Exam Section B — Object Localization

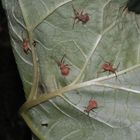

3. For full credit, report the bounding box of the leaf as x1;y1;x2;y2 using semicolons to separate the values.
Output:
2;0;140;140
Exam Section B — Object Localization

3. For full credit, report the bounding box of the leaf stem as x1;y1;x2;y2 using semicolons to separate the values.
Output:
28;32;40;100
18;0;40;100
19;64;140;113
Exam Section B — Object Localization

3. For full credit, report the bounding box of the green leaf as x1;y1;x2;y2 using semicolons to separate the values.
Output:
2;0;140;140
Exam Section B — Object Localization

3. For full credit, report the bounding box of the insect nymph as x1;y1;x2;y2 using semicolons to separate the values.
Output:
72;4;90;28
84;99;98;115
57;55;71;76
97;56;120;78
21;32;31;54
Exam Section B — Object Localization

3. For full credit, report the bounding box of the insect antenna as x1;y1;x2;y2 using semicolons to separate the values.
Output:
72;4;77;28
98;55;110;64
50;56;59;66
21;30;24;40
89;96;93;101
72;4;78;16
60;54;66;63
98;54;105;61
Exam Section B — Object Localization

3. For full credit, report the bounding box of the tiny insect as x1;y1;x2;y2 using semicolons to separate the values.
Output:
84;99;98;115
100;62;120;78
72;4;90;28
57;54;71;76
22;32;31;54
32;40;37;47
97;56;120;78
41;123;48;127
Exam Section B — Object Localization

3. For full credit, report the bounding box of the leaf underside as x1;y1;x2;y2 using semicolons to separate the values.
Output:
2;0;140;140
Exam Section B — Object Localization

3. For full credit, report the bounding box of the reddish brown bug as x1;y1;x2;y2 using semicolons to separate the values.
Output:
84;99;98;115
97;56;120;78
21;32;31;54
72;4;90;28
57;55;71;76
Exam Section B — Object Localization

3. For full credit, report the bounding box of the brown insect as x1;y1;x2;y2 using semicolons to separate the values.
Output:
57;55;71;76
84;99;98;115
22;32;31;54
97;56;120;78
72;4;90;28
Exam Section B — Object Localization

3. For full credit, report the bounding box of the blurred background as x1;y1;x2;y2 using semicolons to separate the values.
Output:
0;0;140;140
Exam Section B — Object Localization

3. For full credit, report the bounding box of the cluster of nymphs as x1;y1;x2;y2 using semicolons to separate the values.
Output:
21;4;122;77
57;54;120;77
21;4;90;54
21;3;131;117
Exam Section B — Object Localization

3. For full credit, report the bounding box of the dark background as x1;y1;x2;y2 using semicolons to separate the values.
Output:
0;0;140;140
0;1;31;140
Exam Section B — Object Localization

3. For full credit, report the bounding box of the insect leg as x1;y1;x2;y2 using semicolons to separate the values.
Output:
97;70;106;77
72;18;77;29
116;62;120;70
91;109;96;112
72;4;77;15
114;72;118;79
80;10;83;15
76;19;80;24
113;62;120;78
98;55;111;64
